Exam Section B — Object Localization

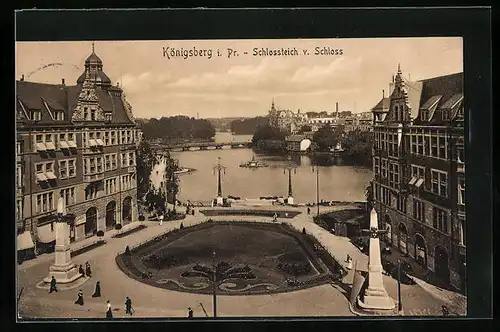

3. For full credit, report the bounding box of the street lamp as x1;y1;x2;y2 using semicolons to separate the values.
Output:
311;164;320;215
213;157;226;206
397;258;403;312
283;156;297;205
212;250;217;318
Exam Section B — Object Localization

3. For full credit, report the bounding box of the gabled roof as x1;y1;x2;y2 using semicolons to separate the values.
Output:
371;97;390;112
286;134;309;142
16;80;135;126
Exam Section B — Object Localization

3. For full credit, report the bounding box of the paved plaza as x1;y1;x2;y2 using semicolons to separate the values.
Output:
17;204;466;319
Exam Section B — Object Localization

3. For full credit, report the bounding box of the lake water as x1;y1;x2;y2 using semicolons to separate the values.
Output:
163;132;373;204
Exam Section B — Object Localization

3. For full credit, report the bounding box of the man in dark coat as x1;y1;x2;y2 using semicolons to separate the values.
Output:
85;262;92;277
92;281;101;297
125;297;133;315
49;276;57;293
125;245;131;256
79;265;85;276
188;307;193;318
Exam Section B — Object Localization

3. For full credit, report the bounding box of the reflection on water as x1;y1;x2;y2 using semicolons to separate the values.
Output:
171;135;372;203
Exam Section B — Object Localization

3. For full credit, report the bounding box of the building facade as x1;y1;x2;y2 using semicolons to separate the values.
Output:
268;99;308;133
16;46;139;252
371;65;465;292
285;135;312;153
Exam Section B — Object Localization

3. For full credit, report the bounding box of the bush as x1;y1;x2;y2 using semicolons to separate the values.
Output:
302;227;306;234
96;230;104;237
115;224;123;231
139;215;146;221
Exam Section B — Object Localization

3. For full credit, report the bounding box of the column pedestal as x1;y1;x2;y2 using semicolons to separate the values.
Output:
216;196;224;206
287;196;294;205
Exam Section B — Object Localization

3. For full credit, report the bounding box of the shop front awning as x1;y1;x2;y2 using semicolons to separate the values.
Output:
415;178;424;188
45;171;57;180
95;139;104;146
89;139;98;147
17;231;35;251
37;223;56;243
59;141;69;149
36;143;47;151
68;141;77;148
408;177;417;186
36;173;48;182
45;142;56;150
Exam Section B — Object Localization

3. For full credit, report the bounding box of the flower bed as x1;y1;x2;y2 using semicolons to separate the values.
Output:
71;240;106;258
199;209;301;218
111;224;148;238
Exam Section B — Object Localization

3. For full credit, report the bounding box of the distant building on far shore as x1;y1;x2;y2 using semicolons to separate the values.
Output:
285;134;312;153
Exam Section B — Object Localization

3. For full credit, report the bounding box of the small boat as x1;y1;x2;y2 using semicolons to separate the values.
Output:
240;156;268;168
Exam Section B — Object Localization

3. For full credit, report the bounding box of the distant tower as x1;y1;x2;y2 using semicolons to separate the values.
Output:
76;42;112;88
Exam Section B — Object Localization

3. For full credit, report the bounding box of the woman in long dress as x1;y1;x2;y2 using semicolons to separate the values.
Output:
74;290;84;305
106;300;113;318
85;262;92;277
92;281;101;297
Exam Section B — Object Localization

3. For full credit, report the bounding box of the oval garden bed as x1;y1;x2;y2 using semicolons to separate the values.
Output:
116;220;345;296
199;210;301;219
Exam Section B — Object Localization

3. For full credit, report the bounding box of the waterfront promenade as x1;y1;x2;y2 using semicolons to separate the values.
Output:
18;204;466;319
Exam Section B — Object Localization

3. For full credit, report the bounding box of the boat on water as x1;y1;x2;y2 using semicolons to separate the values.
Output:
239;156;268;168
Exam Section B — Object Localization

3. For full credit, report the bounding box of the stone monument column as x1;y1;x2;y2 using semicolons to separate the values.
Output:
357;208;395;310
43;196;81;284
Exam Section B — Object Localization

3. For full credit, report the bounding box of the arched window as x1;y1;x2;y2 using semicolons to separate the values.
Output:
395;105;399;121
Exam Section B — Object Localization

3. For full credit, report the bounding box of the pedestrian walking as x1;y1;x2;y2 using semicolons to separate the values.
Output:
125;245;131;256
187;307;193;318
74;290;84;306
441;305;450;317
49;276;57;293
125;296;133;315
79;264;85;277
106;300;113;318
85;262;92;277
307;207;310;214
92;281;101;297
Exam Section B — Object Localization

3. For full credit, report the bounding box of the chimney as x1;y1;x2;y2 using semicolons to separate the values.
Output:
20;74;24;82
392;75;394;83
61;78;65;85
383;89;385;98
336;102;339;116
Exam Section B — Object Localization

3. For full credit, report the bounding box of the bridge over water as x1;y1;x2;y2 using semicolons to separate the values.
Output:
153;141;252;152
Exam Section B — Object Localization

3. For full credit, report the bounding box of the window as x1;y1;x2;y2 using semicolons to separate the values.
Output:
431;170;448;197
104;132;110;145
60;187;76;206
381;159;388;178
68;133;74;142
121;131;126;144
35;161;54;174
397;195;407;213
442;109;449;121
433;207;448;233
68;160;75;177
31;110;41;121
374;157;380;174
111;154;117;169
91;109;96;120
394;106;399;121
84;158;88;175
16;165;23;188
424;135;431;156
111;131;117;145
457;147;464;163
59;160;67;179
59;133;67;142
382;187;391;205
458;177;465;205
83;107;88;120
16;199;23;220
121;153;127;167
457;106;464;117
56;111;65;121
420;110;429;121
105;114;112;122
389;163;399;188
413;199;424;221
45;133;53;142
97;157;103;173
128;152;135;166
85;185;98;200
411;134;417;154
411;165;425;179
36;192;54;213
438;135;447;159
105;155;111;171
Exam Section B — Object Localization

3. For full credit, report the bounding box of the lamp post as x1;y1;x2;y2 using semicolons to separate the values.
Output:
213;157;226;206
212;250;217;318
311;164;320;215
284;156;297;205
43;195;80;285
397;258;403;312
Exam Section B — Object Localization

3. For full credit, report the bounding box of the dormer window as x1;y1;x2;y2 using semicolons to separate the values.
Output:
442;109;450;121
457;107;464;117
420;110;429;121
394;106;399;121
91;109;96;121
31;110;41;121
56;111;65;121
105;114;112;122
83;107;89;120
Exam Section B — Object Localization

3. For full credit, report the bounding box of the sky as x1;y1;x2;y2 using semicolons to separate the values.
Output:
16;38;463;119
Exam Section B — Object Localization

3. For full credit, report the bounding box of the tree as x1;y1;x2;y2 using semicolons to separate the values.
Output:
251;124;287;144
365;181;374;211
343;129;373;166
136;140;155;197
140;116;216;141
312;125;343;151
297;124;312;133
230;116;269;135
164;153;180;213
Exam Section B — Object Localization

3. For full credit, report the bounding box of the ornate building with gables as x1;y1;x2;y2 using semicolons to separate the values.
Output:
16;46;140;254
371;65;465;292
